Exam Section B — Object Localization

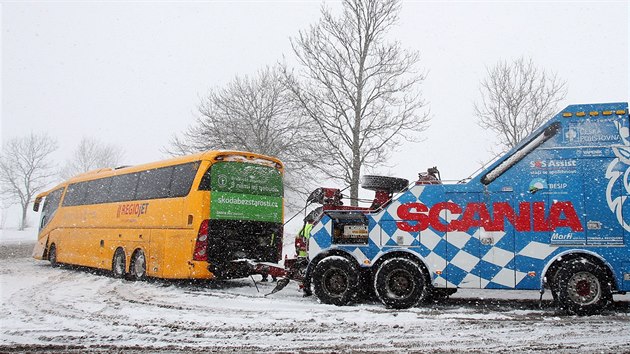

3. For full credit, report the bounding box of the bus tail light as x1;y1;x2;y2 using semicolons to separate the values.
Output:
193;219;209;261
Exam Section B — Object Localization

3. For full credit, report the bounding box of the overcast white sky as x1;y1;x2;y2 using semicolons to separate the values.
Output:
1;1;629;189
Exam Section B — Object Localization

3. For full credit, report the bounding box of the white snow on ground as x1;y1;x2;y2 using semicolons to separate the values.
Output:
0;228;38;244
1;229;630;352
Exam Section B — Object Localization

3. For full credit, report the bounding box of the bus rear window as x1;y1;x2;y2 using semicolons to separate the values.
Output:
200;161;283;197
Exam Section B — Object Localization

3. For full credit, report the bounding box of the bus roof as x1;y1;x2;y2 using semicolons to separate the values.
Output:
34;150;283;207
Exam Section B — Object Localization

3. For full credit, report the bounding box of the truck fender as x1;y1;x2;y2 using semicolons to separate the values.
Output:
540;249;619;290
371;249;434;282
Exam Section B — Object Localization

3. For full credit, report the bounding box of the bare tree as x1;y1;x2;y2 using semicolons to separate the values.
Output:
474;57;568;150
167;65;320;208
60;137;124;180
0;133;58;230
286;0;429;205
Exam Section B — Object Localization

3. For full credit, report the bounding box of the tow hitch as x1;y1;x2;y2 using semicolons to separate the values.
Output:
244;257;308;296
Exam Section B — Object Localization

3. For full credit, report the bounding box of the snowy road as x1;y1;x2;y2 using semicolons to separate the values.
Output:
1;240;630;353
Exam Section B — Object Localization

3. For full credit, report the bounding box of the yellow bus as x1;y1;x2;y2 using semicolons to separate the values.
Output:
32;150;284;280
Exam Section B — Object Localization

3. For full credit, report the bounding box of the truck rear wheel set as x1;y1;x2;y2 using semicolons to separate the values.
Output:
310;254;614;314
311;255;430;309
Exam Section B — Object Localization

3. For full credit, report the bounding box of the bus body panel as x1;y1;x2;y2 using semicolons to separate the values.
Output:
309;103;630;293
32;234;49;260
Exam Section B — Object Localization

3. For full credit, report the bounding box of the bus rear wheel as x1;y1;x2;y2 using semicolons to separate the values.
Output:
112;248;126;278
48;244;58;267
129;250;147;281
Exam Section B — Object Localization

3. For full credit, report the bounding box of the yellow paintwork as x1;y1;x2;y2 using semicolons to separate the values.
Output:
33;150;283;280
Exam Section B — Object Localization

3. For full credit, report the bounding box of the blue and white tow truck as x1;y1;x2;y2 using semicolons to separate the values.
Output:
299;102;629;315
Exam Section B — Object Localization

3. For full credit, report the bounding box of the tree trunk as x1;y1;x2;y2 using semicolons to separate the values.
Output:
19;203;28;231
350;156;361;207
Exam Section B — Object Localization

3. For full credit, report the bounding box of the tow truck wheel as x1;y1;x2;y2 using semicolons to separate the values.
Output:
129;249;147;281
374;258;428;309
557;259;612;315
312;256;359;306
112;248;126;278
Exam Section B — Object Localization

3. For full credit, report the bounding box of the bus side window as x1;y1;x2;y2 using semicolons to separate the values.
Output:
85;178;112;205
136;167;174;200
197;166;212;191
171;162;199;196
41;188;63;229
109;173;140;203
62;182;88;206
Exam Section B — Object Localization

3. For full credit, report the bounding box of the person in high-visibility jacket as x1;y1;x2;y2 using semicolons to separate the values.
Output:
295;219;313;258
296;206;323;258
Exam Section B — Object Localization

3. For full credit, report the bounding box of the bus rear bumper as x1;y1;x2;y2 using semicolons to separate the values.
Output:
188;260;215;279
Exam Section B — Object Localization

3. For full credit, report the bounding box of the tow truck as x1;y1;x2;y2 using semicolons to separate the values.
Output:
269;102;630;316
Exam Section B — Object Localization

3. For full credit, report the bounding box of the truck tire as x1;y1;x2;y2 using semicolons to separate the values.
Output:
361;175;408;193
556;259;612;315
312;256;359;306
374;258;428;309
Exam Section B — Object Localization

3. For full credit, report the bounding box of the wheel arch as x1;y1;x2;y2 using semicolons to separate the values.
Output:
306;249;359;274
542;250;618;291
371;249;431;283
303;248;360;289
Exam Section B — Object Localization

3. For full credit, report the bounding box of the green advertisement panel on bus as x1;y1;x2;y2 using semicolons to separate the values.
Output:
210;161;283;223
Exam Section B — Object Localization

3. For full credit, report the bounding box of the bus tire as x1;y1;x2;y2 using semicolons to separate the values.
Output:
374;258;428;309
557;259;612;315
129;250;147;281
48;244;58;267
312;256;359;306
112;248;126;278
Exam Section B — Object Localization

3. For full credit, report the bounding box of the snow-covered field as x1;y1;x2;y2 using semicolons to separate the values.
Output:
1;229;629;353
